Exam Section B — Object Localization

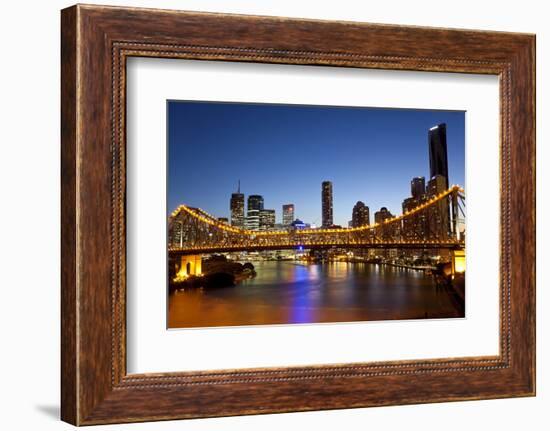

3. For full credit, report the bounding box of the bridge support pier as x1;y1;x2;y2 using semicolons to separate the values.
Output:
451;250;465;276
177;254;202;278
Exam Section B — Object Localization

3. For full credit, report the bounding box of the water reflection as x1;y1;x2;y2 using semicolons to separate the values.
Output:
168;261;464;329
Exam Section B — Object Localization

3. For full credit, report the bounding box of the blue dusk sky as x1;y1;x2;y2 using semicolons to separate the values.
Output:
167;101;465;227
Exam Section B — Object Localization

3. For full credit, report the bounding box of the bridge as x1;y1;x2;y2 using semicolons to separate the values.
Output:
168;186;465;265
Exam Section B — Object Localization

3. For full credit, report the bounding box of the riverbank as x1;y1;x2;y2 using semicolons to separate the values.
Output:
378;262;436;272
169;257;256;292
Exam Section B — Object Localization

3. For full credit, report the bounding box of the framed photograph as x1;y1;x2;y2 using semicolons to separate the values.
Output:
166;101;466;329
61;4;536;425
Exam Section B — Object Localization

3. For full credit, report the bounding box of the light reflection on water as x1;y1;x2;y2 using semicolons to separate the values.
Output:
168;261;463;329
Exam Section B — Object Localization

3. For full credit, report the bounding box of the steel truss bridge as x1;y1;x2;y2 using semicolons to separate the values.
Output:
168;186;465;256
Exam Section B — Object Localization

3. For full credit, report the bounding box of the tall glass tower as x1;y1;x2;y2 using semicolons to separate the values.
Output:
246;195;264;231
321;181;333;228
429;123;449;189
230;182;245;228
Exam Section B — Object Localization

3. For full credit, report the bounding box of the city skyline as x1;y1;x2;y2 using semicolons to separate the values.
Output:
168;101;465;226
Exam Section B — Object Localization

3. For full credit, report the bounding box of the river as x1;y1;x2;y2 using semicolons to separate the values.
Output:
168;261;464;328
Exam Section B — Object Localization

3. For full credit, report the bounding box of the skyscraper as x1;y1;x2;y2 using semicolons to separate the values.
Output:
402;197;417;240
259;209;276;231
374;207;392;224
282;204;295;226
404;176;428;241
321;181;333;228
351;201;370;228
247;195;264;211
167;213;184;247
410;176;426;200
246;194;264;231
374;206;397;243
427;174;450;239
429;123;449;189
230;181;245;228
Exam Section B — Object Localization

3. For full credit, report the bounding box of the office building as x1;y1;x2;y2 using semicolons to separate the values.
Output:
375;206;399;239
259;209;276;231
321;181;333;228
230;194;245;228
230;181;245;228
402;197;420;241
374;207;392;224
282;204;295;226
247;194;264;212
427;174;450;239
374;207;397;259
351;201;370;228
410;176;426;200
167;213;184;247
403;174;430;241
246;194;264;231
429;123;449;189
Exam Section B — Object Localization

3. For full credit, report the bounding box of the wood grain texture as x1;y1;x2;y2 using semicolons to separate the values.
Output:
60;4;536;425
60;5;78;425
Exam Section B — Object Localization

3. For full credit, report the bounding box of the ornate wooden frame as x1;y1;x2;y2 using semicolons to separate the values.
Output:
61;4;535;425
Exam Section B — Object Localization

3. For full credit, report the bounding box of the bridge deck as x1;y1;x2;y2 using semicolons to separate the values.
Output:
169;241;465;256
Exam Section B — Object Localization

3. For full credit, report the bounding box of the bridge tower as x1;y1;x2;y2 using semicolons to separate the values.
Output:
451;187;459;239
